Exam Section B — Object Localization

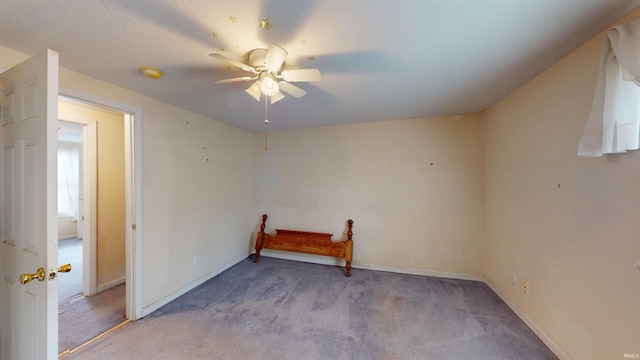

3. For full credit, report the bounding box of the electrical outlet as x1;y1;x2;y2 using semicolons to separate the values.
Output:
522;280;529;295
193;255;200;266
511;273;517;286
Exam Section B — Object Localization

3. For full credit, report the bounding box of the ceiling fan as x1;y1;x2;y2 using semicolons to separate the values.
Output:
210;43;321;104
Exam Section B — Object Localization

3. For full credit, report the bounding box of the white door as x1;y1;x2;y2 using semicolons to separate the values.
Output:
0;49;59;359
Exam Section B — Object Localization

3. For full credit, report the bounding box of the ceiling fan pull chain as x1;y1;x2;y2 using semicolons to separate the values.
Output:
264;94;269;151
264;129;268;151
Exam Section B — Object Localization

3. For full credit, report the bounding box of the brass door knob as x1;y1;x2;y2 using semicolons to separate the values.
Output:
58;263;72;273
19;267;46;285
49;263;72;280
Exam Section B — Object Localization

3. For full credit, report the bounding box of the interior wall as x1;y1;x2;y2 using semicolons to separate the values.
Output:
57;216;77;239
253;116;485;276
0;45;254;308
483;8;640;360
58;101;126;289
142;100;253;303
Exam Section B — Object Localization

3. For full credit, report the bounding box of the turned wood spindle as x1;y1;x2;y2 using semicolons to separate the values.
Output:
253;214;268;263
345;219;354;277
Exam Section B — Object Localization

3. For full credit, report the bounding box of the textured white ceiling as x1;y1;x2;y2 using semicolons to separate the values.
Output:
1;0;638;132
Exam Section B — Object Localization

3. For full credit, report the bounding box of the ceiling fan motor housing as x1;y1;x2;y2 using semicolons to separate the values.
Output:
248;43;289;72
248;49;268;70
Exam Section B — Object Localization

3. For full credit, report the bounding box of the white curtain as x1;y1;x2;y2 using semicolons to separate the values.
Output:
58;147;80;220
578;19;640;157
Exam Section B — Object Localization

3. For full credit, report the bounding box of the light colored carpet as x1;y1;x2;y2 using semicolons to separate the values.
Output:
65;256;557;360
58;238;83;300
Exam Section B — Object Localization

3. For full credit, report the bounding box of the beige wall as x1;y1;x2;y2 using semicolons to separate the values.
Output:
0;45;254;308
142;101;253;303
57;216;77;240
59;101;126;289
253;116;485;276
483;8;640;360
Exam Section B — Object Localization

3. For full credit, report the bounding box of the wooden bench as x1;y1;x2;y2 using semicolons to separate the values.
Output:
253;214;354;277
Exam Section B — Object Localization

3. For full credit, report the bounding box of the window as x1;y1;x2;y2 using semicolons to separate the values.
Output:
57;147;80;219
578;19;640;157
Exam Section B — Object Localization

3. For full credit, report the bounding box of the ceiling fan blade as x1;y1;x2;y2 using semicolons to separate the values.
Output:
280;69;321;82
265;43;288;72
278;81;307;98
209;53;257;74
214;76;257;84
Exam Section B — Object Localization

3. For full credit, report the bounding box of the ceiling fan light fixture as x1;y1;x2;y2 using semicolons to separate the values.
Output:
260;75;279;96
245;81;262;102
270;91;285;104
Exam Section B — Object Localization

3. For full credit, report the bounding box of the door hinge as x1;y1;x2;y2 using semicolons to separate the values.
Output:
132;224;137;230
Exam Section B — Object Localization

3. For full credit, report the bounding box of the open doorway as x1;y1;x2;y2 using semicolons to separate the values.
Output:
57;98;126;353
56;94;140;355
56;120;83;302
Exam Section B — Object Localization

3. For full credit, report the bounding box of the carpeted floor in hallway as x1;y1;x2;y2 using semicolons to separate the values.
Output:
58;238;126;354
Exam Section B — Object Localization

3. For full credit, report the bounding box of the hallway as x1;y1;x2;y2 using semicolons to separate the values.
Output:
58;238;125;354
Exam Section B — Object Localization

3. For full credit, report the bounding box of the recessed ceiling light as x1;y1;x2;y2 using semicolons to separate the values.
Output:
139;66;163;79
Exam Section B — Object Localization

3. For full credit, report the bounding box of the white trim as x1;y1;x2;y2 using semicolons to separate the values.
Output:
133;110;143;320
96;277;126;293
352;262;485;282
124;112;143;320
258;249;345;267
82;122;98;296
482;280;569;360
256;249;485;282
141;253;250;317
60;87;140;114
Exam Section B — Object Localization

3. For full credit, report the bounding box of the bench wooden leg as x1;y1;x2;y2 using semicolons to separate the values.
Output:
344;221;353;277
254;232;264;263
254;214;268;263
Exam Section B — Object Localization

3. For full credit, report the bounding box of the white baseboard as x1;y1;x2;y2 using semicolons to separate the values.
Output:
257;249;485;282
96;277;125;293
258;249;344;266
58;234;78;240
141;252;249;317
353;262;485;282
483;280;569;360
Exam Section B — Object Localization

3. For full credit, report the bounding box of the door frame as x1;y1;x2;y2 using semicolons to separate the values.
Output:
59;86;143;321
82;121;97;296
